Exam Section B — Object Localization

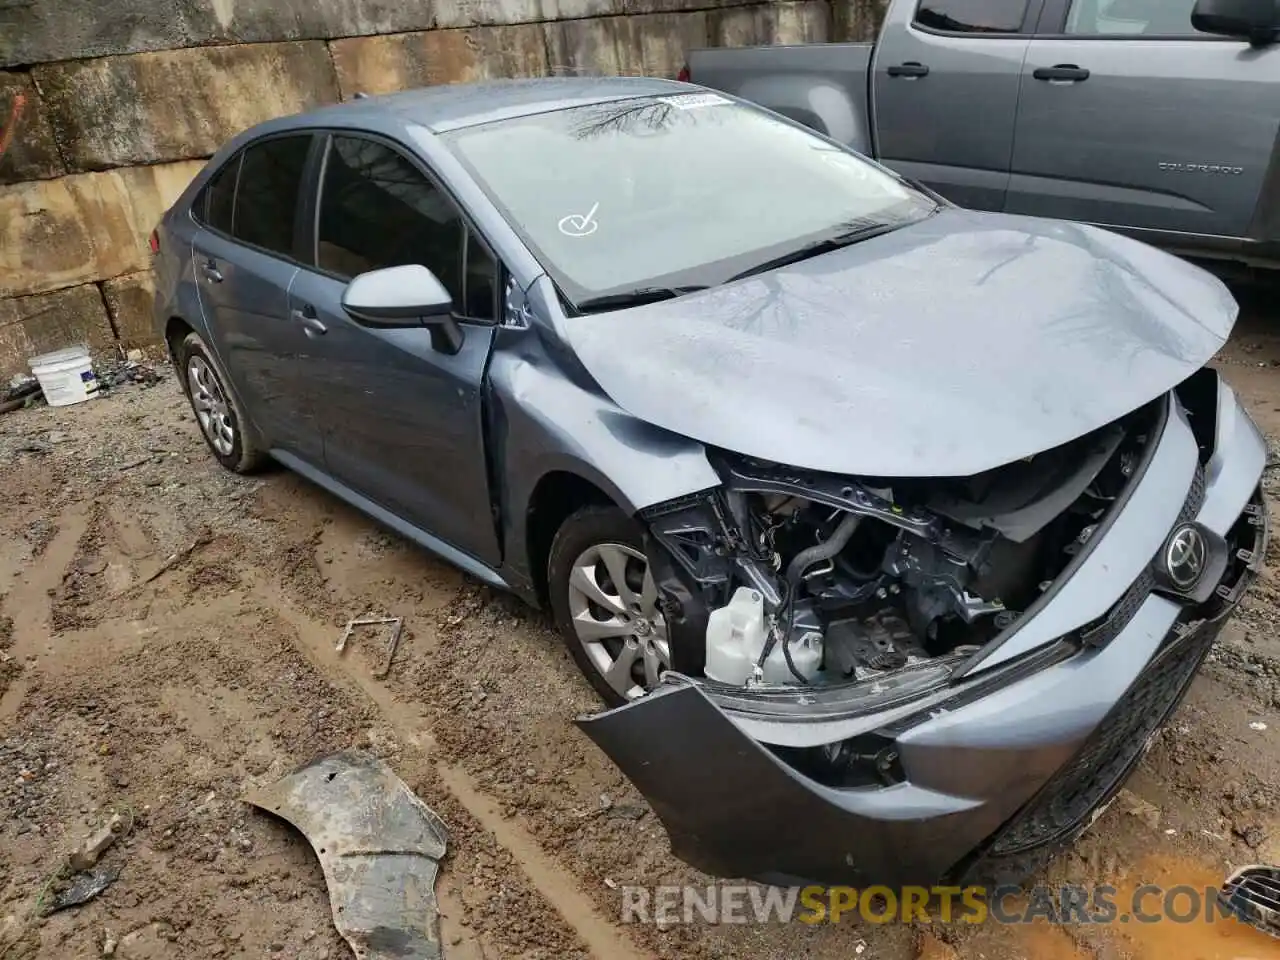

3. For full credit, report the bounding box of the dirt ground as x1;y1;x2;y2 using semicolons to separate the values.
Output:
1;300;1279;960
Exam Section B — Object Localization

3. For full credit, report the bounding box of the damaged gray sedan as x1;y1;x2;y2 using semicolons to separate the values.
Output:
153;77;1268;888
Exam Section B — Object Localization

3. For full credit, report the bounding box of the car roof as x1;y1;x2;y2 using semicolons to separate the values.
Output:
278;76;697;135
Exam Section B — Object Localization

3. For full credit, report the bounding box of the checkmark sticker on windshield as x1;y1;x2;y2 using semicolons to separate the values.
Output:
558;202;600;238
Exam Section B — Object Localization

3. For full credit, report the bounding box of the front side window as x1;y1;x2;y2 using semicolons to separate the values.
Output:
915;0;1029;33
1065;0;1201;35
233;135;311;256
443;96;935;309
316;136;466;307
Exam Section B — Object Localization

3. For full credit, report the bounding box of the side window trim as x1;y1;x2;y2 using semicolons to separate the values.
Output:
194;131;315;265
1033;0;1236;38
305;128;503;325
911;0;1044;37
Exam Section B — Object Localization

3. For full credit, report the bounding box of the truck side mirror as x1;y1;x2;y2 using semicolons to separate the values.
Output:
1192;0;1280;44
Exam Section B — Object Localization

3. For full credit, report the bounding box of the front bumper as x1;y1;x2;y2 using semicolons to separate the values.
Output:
578;379;1268;886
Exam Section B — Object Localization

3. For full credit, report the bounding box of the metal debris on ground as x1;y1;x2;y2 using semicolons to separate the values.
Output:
244;750;449;960
1218;864;1279;939
336;614;403;667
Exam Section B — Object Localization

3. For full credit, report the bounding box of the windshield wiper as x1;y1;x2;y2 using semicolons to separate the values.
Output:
726;221;908;283
575;285;709;314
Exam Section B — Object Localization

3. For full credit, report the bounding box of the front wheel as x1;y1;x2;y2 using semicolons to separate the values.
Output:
547;506;672;707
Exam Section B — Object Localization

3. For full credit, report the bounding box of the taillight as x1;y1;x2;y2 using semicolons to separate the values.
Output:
148;228;160;254
677;64;691;83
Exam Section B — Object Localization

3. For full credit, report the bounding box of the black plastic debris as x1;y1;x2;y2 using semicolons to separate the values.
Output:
1218;864;1279;939
244;751;449;960
94;359;164;391
44;864;121;915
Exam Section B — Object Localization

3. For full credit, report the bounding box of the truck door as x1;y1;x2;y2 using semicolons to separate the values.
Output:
872;0;1040;210
1007;0;1280;243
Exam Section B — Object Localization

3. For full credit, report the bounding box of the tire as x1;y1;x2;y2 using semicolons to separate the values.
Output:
176;331;266;474
548;505;677;707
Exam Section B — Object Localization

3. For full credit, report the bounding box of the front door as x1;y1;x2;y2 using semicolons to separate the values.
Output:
872;0;1039;210
1008;0;1280;239
191;133;324;463
292;133;503;566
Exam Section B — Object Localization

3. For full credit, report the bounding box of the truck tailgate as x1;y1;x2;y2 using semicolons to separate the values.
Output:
687;43;874;153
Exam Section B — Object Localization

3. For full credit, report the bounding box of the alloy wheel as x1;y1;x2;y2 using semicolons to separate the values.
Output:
187;356;235;457
566;542;669;700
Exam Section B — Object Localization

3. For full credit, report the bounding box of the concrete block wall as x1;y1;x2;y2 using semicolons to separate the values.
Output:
0;0;887;377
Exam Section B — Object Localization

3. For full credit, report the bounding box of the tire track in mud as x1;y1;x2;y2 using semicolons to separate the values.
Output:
0;507;88;722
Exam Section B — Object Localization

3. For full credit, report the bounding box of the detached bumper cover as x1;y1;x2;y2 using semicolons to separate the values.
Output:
579;382;1267;886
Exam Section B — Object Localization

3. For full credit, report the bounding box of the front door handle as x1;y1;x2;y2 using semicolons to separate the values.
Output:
887;61;930;78
1033;65;1090;82
201;259;223;283
291;308;327;337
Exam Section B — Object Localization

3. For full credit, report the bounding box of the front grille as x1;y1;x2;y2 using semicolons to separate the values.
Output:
990;619;1221;854
1079;465;1207;649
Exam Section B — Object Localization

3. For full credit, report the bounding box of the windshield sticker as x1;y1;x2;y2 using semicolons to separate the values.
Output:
657;93;731;110
558;202;600;238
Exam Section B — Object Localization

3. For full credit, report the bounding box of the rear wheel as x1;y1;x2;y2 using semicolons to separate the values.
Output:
176;331;265;474
548;506;671;707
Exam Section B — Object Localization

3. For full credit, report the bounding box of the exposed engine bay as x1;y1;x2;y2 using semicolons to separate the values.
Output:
641;401;1158;688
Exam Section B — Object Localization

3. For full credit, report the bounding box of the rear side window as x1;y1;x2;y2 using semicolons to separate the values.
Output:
915;0;1029;32
1065;0;1200;35
232;135;311;256
202;157;239;234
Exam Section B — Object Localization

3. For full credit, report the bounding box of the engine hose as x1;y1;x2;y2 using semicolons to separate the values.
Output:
784;512;862;587
755;512;862;682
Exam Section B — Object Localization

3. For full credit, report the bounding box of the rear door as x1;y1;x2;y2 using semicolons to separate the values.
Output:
192;133;324;463
1007;0;1280;239
289;132;503;566
871;0;1041;210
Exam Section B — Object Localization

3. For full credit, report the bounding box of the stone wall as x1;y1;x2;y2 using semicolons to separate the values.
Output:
0;0;886;376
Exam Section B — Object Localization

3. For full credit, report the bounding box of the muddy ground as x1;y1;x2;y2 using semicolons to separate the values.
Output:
0;298;1278;960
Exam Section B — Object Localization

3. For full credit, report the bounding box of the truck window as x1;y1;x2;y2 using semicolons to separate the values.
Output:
1064;0;1201;35
914;0;1030;33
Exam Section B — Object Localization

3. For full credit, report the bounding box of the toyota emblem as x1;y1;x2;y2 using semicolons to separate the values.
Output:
1165;524;1208;591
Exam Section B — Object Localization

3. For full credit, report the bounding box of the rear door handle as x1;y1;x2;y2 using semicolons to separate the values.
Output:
201;259;223;283
291;308;327;337
887;61;930;78
1033;65;1090;82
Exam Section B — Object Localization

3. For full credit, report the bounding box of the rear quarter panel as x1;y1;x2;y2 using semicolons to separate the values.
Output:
688;43;875;153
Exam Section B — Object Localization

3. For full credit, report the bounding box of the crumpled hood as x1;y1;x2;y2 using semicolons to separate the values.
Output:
558;209;1236;477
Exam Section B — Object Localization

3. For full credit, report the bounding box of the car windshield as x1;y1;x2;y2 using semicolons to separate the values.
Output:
443;94;937;310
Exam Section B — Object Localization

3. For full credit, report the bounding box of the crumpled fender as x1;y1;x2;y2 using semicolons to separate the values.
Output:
245;751;449;960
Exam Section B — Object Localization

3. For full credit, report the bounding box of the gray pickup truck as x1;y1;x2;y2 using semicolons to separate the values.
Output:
686;0;1280;271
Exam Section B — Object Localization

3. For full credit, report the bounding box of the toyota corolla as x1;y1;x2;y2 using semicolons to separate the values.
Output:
151;77;1268;887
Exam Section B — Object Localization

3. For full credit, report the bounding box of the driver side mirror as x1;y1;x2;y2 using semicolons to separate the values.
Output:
342;264;464;354
1192;0;1279;43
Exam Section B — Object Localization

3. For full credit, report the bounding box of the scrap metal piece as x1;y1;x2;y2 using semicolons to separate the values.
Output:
337;616;401;654
375;619;404;679
244;751;448;960
1218;864;1279;939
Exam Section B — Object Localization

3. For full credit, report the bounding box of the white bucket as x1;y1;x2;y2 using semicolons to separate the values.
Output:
29;345;98;407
